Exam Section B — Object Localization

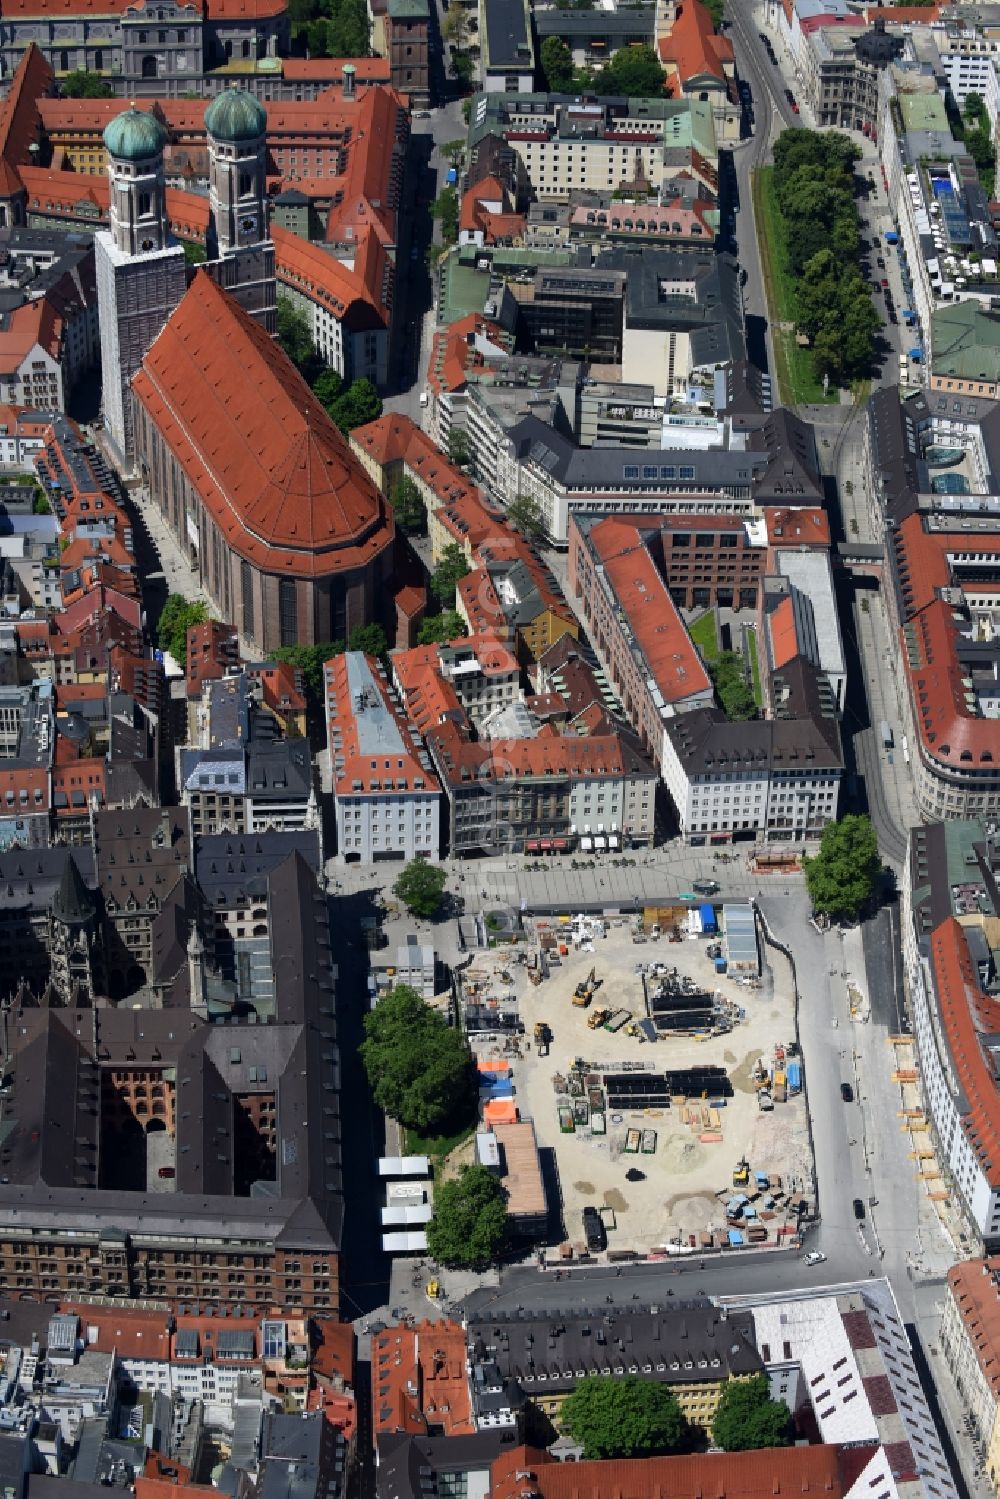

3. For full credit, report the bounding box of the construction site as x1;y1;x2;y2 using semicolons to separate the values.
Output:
457;904;815;1256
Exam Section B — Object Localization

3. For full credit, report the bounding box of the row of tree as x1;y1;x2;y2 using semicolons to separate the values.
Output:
276;299;383;433
562;1372;791;1459
539;37;667;99
771;129;880;386
288;0;369;57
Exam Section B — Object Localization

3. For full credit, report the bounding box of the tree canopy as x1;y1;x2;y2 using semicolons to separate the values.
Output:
770;129;878;385
292;0;370;56
540;36;575;93
394;859;447;918
360;984;474;1133
62;70;112;97
268;642;343;701
157;594;208;667
804;813;881;924
418;610;466;645
507;493;547;544
712;1375;793;1452
594;45;666;99
561;1377;690;1459
431;543;470;609
432;185;460;247
389;475;426;535
277;297;321;381
709;650;756;721
426;1164;508;1266
447;428;470;469
348;622;387;657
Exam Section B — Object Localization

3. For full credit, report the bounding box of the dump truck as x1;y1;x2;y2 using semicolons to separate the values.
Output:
733;1158;750;1188
773;1069;787;1103
533;1022;552;1056
604;1009;632;1032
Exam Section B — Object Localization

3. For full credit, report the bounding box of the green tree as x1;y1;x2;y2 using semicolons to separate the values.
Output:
418;610;466;645
157;594;208;667
393;858;448;918
442;6;468;48
447;427;470;468
507;492;547;543
312;367;344;412
360;984;474;1132
62;70;112;97
450;51;474;87
712;1375;792;1452
427;1164;508;1267
348;622;387;656
325;0;371;55
432;184;460;246
390;475;426;534
431;542;470;608
331;377;382;433
276;297;321;381
32;492;51;515
594;45;665;99
804;814;881;924
540;35;575;93
561;1377;690;1459
709;650;756;721
440;139;466;171
268;641;344;701
703;0;725;25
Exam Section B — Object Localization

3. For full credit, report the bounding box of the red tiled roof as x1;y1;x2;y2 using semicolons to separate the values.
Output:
947;1257;1000;1399
281;57;391;82
593;520;711;705
427;313;510;396
0;44;53;195
371;1320;474;1438
133;271;394;579
768;595;799;672
492;1445;847;1499
325;652;442;799
658;0;734;83
765;506;831;549
0;296;62;374
930;918;1000;1189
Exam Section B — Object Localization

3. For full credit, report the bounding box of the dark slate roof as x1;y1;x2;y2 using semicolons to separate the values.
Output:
195;831;321;907
483;0;530;69
534;5;652;35
52;853;96;927
0;846;96;916
376;1432;516;1499
663;700;843;776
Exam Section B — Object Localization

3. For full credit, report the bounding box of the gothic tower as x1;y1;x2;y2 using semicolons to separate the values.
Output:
94;106;186;464
48;854;100;1006
204;87;276;335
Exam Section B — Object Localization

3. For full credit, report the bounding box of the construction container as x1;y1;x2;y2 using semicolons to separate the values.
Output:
772;1070;787;1103
787;1061;802;1095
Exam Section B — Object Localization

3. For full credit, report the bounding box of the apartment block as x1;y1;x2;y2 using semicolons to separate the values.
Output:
325;651;443;863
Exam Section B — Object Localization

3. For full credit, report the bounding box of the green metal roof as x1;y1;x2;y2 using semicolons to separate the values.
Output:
103;108;167;162
930;301;1000;381
204;86;267;143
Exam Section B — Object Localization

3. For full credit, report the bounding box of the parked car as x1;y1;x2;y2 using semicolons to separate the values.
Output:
158;1166;176;1179
583;1206;607;1252
881;277;889;288
791;101;800;113
840;1082;854;1102
853;1198;866;1220
877;255;886;268
693;879;721;895
803;1250;827;1265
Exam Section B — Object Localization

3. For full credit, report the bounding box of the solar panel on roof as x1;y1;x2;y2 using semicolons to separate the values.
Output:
175;1328;199;1356
218;1328;255;1356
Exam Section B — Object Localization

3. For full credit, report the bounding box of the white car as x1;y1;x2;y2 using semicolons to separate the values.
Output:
803;1250;827;1265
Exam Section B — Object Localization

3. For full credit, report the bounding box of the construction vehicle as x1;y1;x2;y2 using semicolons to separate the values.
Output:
587;1006;611;1030
426;1280;441;1300
604;1009;631;1032
533;1021;552;1056
573;966;599;1007
733;1157;750;1188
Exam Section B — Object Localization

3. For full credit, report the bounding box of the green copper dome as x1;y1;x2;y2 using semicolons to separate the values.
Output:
204;87;267;143
103;107;167;162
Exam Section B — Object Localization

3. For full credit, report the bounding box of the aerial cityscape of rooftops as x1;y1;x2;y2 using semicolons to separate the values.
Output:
4;0;1000;1495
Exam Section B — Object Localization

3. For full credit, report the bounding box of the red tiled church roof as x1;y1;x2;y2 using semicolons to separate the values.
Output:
132;271;393;578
